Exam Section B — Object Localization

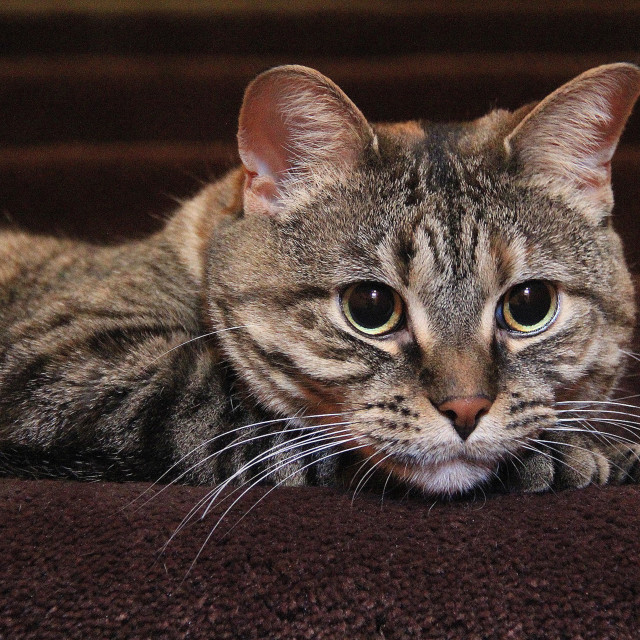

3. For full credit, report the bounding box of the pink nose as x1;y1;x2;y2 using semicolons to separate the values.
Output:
437;395;493;441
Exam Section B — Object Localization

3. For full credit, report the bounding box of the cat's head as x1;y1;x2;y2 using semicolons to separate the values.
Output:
207;63;640;495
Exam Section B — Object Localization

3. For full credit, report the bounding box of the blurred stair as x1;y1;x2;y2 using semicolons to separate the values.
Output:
0;1;638;266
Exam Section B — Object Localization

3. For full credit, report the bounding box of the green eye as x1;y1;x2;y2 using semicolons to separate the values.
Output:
342;282;404;336
498;280;559;335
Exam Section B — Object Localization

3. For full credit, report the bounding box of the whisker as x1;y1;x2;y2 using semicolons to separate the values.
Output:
211;436;364;535
170;421;363;540
183;438;369;577
167;425;357;543
556;416;640;440
199;424;358;519
130;410;358;508
533;437;632;478
519;438;572;469
554;408;640;423
547;425;637;447
348;448;383;494
351;448;396;504
380;468;396;506
620;349;640;363
613;393;640;402
149;325;248;366
552;411;640;463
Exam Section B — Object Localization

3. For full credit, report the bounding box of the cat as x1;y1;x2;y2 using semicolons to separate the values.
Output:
1;63;640;500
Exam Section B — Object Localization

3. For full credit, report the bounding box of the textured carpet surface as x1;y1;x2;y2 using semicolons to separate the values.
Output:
1;479;640;639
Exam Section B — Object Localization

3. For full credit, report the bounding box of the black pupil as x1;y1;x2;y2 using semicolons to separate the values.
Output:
508;281;551;326
348;284;395;329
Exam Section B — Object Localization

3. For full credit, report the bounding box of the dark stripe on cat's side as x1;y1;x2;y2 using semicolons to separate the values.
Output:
86;324;188;359
0;353;50;397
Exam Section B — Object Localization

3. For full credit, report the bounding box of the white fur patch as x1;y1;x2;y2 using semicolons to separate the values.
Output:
406;459;494;496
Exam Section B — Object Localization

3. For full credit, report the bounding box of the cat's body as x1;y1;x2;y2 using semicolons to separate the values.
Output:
1;64;640;496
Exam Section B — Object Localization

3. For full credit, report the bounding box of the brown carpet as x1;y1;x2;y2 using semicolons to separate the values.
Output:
2;478;640;640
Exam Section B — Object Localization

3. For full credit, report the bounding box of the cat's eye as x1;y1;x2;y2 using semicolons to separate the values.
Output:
497;280;559;335
341;282;404;336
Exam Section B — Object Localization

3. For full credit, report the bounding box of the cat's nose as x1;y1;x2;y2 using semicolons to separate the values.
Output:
437;395;493;441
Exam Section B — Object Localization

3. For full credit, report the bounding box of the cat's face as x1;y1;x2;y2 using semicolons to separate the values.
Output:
207;64;639;495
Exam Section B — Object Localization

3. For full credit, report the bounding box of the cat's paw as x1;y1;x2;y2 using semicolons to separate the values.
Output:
606;442;640;485
504;431;640;493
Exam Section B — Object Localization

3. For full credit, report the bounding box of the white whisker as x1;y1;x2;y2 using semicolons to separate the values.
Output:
200;424;357;519
351;448;395;504
556;405;640;419
149;325;248;366
184;438;369;576
547;425;637;447
621;349;640;363
166;424;357;543
556;417;640;444
211;436;363;533
130;410;357;508
533;436;632;478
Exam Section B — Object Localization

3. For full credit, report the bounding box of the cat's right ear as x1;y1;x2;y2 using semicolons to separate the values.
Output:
237;65;376;217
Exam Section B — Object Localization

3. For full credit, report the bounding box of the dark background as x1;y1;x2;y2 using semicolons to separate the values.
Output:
1;1;639;267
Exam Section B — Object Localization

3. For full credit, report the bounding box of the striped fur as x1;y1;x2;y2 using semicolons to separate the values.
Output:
1;64;639;496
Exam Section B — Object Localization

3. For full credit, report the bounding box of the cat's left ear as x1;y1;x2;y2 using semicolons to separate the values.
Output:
505;63;640;222
237;65;376;217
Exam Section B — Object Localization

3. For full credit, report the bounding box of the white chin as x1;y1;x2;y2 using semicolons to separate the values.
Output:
406;460;493;496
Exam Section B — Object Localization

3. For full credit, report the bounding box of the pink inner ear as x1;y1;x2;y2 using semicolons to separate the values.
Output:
239;93;292;181
237;66;374;215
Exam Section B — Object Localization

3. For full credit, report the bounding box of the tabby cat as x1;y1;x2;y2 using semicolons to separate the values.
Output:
1;63;640;499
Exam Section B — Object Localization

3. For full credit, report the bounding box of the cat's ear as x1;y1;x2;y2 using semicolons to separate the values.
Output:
505;63;640;222
237;65;376;217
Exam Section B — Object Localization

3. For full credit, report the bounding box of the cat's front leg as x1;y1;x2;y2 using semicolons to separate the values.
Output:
505;431;640;493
